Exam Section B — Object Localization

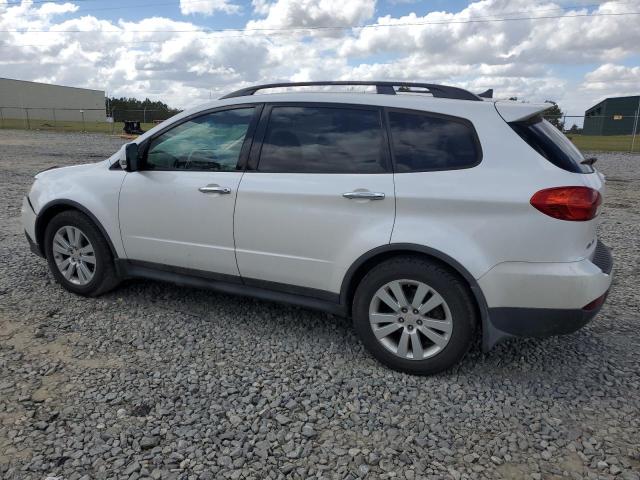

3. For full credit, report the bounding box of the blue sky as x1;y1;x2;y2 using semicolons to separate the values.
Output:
1;0;639;115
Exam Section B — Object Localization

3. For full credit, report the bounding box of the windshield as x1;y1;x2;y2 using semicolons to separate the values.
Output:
510;116;593;174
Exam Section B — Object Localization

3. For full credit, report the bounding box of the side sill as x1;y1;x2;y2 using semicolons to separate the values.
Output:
115;260;347;317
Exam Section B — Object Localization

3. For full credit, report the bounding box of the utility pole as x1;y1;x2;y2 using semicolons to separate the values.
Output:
631;97;640;153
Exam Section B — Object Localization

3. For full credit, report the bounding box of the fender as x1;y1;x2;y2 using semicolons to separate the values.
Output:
34;199;119;260
339;243;508;351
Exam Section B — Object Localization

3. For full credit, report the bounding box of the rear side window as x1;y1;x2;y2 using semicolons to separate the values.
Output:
509;116;592;173
387;110;480;172
257;106;387;173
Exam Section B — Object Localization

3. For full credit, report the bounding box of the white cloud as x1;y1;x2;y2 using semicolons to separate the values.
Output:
247;0;375;30
339;0;640;65
179;0;241;16
583;64;640;93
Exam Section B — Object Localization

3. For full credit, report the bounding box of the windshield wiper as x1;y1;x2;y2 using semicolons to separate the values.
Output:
581;157;597;166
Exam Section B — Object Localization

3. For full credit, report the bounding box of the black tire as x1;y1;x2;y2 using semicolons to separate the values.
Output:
44;210;120;297
352;256;477;375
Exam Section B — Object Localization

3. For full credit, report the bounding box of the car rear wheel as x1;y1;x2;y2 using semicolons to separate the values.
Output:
44;210;119;296
353;256;477;375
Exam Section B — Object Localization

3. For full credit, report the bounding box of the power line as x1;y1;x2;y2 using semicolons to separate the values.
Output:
2;11;639;35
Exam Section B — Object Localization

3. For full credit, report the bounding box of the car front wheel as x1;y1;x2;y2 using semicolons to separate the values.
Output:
44;210;119;296
353;256;477;375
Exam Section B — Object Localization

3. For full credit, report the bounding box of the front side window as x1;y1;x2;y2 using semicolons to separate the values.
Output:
257;106;387;173
145;107;255;171
388;110;480;172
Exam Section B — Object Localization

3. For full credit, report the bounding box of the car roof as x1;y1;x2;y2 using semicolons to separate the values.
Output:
197;91;495;117
134;91;499;145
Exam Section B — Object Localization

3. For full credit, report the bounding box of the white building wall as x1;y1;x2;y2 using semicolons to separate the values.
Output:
0;78;106;122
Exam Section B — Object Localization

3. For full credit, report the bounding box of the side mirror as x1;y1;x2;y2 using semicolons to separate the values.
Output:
121;143;141;171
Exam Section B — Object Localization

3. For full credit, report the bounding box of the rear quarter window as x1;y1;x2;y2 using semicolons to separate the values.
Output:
509;116;593;174
387;110;481;172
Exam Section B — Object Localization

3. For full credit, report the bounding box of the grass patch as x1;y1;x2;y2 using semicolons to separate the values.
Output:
567;134;640;153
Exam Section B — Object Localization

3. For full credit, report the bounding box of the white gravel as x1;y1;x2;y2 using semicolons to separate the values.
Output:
1;129;639;480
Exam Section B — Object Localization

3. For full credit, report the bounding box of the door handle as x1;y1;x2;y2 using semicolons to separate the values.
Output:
342;191;385;200
199;185;231;194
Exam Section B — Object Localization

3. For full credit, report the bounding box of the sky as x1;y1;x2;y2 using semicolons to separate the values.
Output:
0;0;639;120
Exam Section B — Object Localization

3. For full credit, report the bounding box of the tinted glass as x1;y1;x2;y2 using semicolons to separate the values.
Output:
146;108;255;171
510;117;592;173
388;111;479;172
258;106;386;173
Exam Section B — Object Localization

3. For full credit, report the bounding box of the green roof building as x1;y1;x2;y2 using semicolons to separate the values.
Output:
583;95;640;136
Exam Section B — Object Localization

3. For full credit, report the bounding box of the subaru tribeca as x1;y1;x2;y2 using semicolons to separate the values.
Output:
22;81;613;375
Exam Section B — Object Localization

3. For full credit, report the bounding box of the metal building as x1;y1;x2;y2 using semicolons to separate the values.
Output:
0;77;105;123
583;95;640;136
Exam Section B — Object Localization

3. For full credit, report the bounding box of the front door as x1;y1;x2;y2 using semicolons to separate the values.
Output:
119;106;259;275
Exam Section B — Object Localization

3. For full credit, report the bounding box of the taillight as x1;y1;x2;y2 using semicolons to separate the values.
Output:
530;187;601;221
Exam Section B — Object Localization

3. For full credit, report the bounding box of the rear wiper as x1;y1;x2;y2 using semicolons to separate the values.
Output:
581;157;597;166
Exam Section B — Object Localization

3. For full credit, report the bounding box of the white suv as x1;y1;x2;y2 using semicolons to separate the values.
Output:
22;81;613;374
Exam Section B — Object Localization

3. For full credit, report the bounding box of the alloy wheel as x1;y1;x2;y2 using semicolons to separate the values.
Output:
368;279;453;360
52;226;96;286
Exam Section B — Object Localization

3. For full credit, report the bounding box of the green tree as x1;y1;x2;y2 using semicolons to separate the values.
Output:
543;100;565;131
106;97;181;122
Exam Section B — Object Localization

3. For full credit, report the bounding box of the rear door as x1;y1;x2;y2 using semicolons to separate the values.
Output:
234;104;395;294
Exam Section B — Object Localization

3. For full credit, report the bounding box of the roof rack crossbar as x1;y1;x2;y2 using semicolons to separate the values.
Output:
220;81;482;101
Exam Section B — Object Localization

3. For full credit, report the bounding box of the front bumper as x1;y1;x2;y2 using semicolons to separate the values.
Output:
22;196;44;258
481;240;613;349
25;231;44;258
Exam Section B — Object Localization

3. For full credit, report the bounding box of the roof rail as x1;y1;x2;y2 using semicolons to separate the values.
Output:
220;81;482;101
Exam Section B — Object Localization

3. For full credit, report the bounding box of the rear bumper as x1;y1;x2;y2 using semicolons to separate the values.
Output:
487;295;606;338
481;240;613;349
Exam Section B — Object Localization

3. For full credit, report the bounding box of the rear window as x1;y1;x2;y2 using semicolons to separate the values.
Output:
509;116;593;173
387;110;480;172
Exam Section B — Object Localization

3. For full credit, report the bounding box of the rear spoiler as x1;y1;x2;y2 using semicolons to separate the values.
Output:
494;101;554;123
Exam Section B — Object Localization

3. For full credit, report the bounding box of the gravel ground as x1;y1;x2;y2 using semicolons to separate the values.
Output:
0;129;639;480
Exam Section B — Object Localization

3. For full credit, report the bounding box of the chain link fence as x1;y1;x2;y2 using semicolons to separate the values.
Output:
544;113;640;153
0;106;176;135
0;106;638;152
